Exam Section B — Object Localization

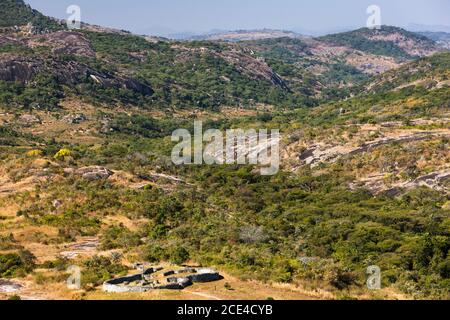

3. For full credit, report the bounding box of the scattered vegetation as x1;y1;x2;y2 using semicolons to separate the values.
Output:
319;26;434;60
0;4;448;300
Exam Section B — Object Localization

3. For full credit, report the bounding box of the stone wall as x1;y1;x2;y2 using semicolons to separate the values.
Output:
103;266;222;293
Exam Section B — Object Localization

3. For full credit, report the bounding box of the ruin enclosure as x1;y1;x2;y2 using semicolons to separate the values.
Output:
103;266;222;293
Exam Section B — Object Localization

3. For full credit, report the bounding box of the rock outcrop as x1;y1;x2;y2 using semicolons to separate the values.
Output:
299;131;450;167
352;169;450;196
0;55;153;96
0;56;42;83
75;166;113;181
27;31;95;58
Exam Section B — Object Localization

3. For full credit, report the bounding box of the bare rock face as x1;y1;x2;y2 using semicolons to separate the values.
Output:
48;59;153;96
0;56;42;83
385;169;450;196
120;77;154;95
0;30;153;97
27;31;96;58
75;166;113;181
350;169;450;196
0;279;23;293
299;132;450;167
0;55;153;96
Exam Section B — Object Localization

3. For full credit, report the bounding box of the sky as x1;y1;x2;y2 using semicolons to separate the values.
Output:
25;0;450;37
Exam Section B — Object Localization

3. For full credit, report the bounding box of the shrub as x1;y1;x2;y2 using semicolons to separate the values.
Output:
224;282;233;290
169;247;190;265
100;225;141;250
328;268;357;290
81;256;127;288
40;256;70;271
142;245;168;263
26;149;43;157
53;148;72;161
0;250;36;277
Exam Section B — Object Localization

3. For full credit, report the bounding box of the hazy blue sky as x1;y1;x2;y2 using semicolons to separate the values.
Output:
25;0;450;36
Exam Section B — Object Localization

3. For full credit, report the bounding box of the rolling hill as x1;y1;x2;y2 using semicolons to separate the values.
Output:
0;0;446;111
318;26;442;60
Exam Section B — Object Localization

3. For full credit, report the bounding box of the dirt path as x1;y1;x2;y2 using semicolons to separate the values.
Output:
185;291;222;300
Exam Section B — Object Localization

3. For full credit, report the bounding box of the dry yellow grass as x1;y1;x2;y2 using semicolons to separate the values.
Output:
81;271;325;301
0;267;409;300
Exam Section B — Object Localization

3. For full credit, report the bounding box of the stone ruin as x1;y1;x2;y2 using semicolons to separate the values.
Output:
103;266;222;293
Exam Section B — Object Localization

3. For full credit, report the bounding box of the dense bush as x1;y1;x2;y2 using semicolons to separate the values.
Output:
100;225;141;250
0;250;36;277
81;256;127;288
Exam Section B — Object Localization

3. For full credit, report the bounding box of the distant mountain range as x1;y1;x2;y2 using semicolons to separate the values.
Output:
187;29;304;42
173;27;450;46
407;23;450;33
0;0;448;111
417;31;450;49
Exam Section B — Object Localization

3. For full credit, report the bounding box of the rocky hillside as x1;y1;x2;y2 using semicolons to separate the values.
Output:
0;1;447;111
364;52;450;94
0;0;62;31
280;52;449;186
319;26;442;60
0;1;449;301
